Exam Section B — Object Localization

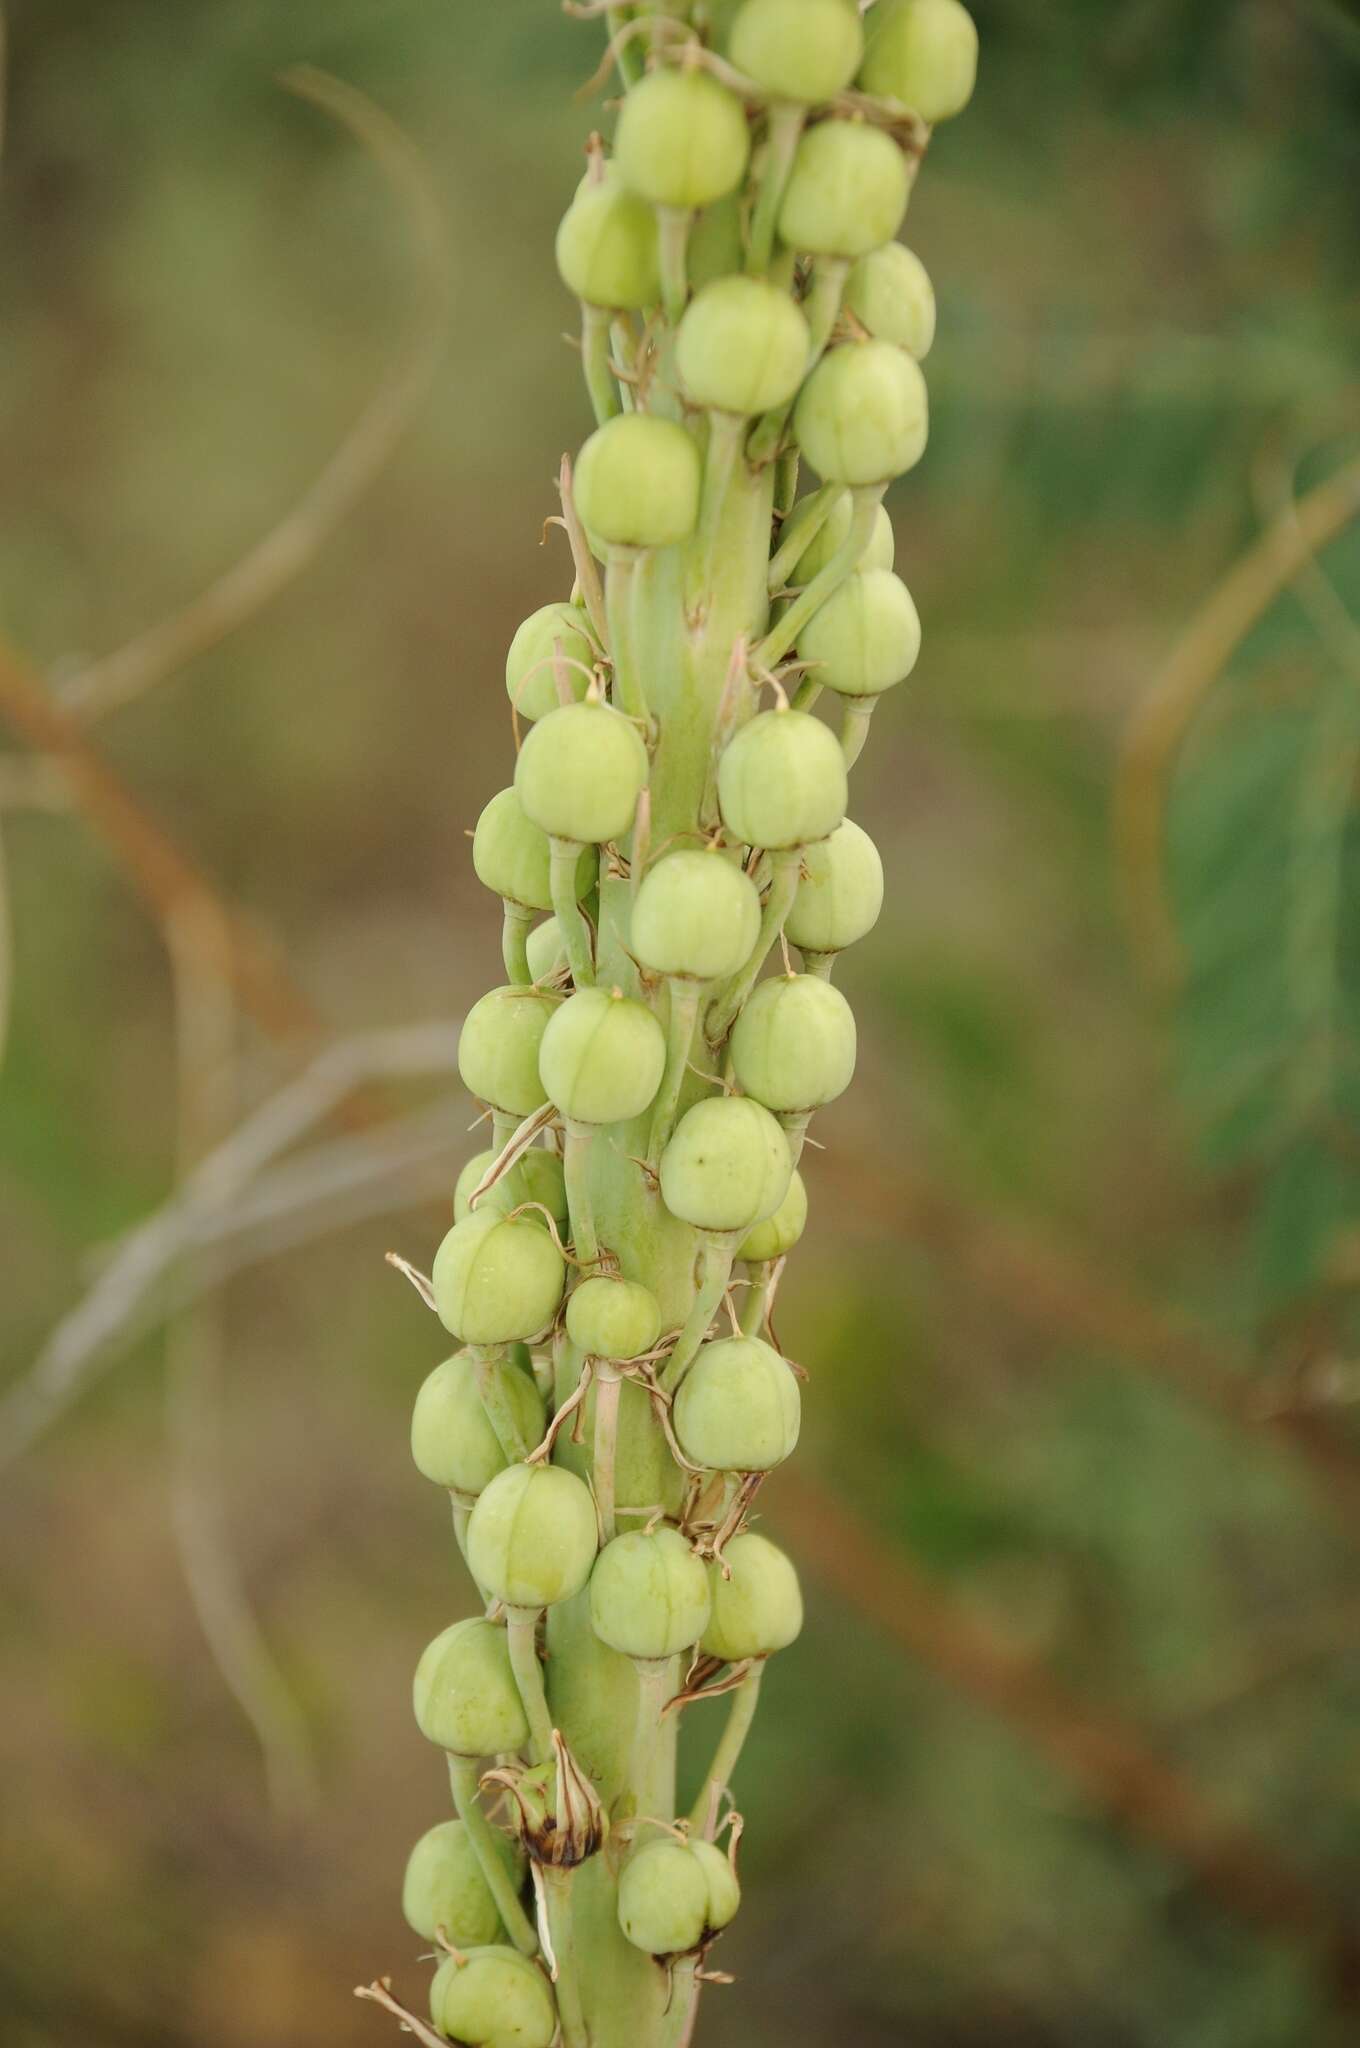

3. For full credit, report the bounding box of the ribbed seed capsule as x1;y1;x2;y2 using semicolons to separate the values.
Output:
574;413;702;550
615;68;751;209
859;0;979;123
473;790;596;913
555;172;662;310
589;1526;711;1660
778;118;910;258
411;1352;546;1495
692;1837;741;1929
784;817;884;953
728;0;864;102
737;1168;808;1261
429;1947;557;2048
525;916;568;984
432;1211;566;1345
783;493;895;584
630;850;762;982
458;987;557;1118
413;1617;530;1756
675;277;811;416
504;604;594;722
402;1818;525;1947
515;700;649;845
673;1335;801;1470
844;241;936;357
617;1839;711;1956
659;1095;792;1233
798;567;922;697
730;972;857;1111
794;338;929;484
454;1148;569;1232
539;986;666;1125
717;708;848;850
701;1531;805;1660
565;1275;662;1360
466;1463;599;1609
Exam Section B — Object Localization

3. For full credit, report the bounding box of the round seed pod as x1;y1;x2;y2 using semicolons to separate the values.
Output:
702;1530;804;1660
466;1462;599;1609
402;1818;525;1948
411;1353;546;1496
615;68;751;211
784;493;894;583
574;414;702;552
717;708;847;850
539;986;666;1125
504;604;594;722
630;850;761;982
673;1335;801;1470
556;173;661;310
730;972;857;1111
454;1148;569;1233
474;789;597;914
659;1095;792;1233
688;191;744;292
844;240;935;357
566;1275;662;1360
458;987;557;1118
429;1947;556;2048
736;1168;808;1261
794;339;928;484
778;118;910;259
515;700;649;845
618;1839;710;1957
589;1527;711;1660
729;0;864;102
676;277;810;417
785;817;884;953
432;1211;566;1345
525;916;568;984
413;1617;530;1756
798;566;921;697
690;1837;741;1930
859;0;978;123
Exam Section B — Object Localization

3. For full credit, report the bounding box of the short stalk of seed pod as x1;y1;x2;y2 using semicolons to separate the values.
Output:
628;1656;678;1821
686;409;747;615
659;1230;740;1395
689;1662;764;1838
446;1756;541;1957
581;301;622;426
840;695;877;769
562;1118;601;1268
777;1108;811;1166
469;1344;537;1465
611;317;637;410
603;547;649;726
505;1606;556;1765
647;977;702;1168
745;101;806;277
766;481;845;593
747;256;849;467
657;205;692;324
501;901;535;985
753;482;887;671
549;837;597;987
705;846;802;1044
593;1361;623;1543
739;1265;773;1338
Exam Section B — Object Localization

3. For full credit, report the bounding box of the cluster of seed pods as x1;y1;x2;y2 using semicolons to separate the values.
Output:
390;4;976;2044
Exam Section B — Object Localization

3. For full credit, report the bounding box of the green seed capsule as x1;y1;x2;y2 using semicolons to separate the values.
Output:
729;0;864;102
798;566;921;697
466;1462;599;1610
676;276;811;417
701;1530;804;1659
454;1148;569;1233
778;118;910;259
525;916;568;984
687;192;745;292
615;68;751;211
411;1352;546;1496
574;413;702;551
413;1617;530;1756
515;700;649;845
458;987;557;1118
539;986;666;1125
432;1211;566;1345
402;1818;525;1947
730;972;856;1111
784;817;884;953
556;174;662;310
630;850;761;982
690;1836;741;1930
659;1095;792;1233
565;1275;662;1360
673;1334;801;1470
844;240;935;357
859;0;978;123
784;493;894;583
794;339;928;484
474;789;597;914
618;1839;710;1956
589;1527;711;1660
504;604;594;722
717;708;848;850
736;1167;808;1260
429;1947;556;2048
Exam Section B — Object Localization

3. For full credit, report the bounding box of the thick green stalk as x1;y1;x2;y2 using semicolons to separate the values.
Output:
502;901;533;984
746;101;805;277
550;838;596;988
583;303;623;426
647;978;702;1167
705;846;801;1044
753;482;886;672
447;1754;540;1956
506;1607;555;1763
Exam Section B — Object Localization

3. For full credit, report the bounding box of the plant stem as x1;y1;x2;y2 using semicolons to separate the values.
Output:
841;695;876;770
746;101;805;276
563;1120;601;1268
506;1605;556;1764
705;847;801;1044
606;549;650;726
753;483;885;672
779;1110;812;1168
660;1234;735;1393
689;1663;764;1836
447;1754;540;1955
502;901;534;985
800;948;836;980
550;837;596;987
748;256;848;467
582;303;622;426
739;1263;770;1338
593;1363;622;1543
628;1657;674;1817
657;205;692;326
611;316;638;411
766;482;846;593
648;978;702;1167
687;411;747;617
540;1864;592;2048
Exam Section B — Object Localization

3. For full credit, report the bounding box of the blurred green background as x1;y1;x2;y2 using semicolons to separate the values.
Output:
3;1;1360;2043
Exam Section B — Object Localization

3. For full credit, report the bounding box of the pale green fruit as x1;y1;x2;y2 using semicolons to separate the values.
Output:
467;1462;599;1610
539;986;666;1125
402;1818;525;1947
690;1836;741;1929
729;0;863;102
778;118;910;258
785;817;884;953
454;1148;569;1233
458;987;557;1118
526;916;568;984
673;1335;801;1470
688;192;745;291
411;1353;546;1496
860;0;978;122
676;276;810;416
589;1527;711;1660
783;493;894;583
730;972;856;1110
473;789;597;913
844;240;935;357
515;700;649;845
736;1168;808;1260
565;1275;662;1360
798;566;921;697
575;413;702;551
659;1095;792;1233
432;1211;566;1345
429;1947;556;2048
630;850;761;982
794;338;928;484
556;175;661;309
717;708;847;850
615;69;751;210
504;604;594;722
413;1617;530;1756
617;1839;710;1956
702;1530;804;1659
